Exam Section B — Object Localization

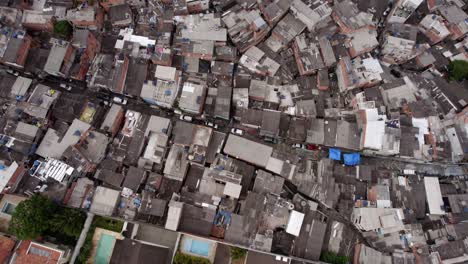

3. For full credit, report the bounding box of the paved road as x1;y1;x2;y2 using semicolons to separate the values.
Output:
361;155;468;176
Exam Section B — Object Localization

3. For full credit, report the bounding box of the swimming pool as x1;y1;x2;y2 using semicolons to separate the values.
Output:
94;233;115;264
182;238;210;257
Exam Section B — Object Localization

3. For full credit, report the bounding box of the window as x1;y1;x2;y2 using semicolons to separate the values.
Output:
1;202;16;215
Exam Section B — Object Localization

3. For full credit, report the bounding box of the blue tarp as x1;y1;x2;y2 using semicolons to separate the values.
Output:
329;148;341;161
344;153;360;166
214;210;231;226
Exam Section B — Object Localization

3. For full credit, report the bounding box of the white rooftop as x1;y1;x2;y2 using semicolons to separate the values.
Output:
424;177;445;215
223;182;242;198
286;210;304;236
10;77;32;97
115;28;156;49
155;65;177;81
165;200;183;231
0;161;18;193
32;159;74;182
90;186;120;216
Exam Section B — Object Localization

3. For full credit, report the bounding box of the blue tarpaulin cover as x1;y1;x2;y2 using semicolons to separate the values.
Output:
344;153;360;166
329;148;341;160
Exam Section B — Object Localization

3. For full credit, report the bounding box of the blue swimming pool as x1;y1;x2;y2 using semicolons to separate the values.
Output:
94;234;115;264
182;238;210;257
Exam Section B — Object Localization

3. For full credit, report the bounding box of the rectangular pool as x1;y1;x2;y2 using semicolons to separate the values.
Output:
182;238;210;257
94;234;115;264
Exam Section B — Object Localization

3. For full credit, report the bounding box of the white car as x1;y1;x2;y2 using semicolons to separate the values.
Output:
113;96;128;105
102;100;112;106
383;7;391;16
179;115;193;122
6;69;19;76
60;83;72;91
34;184;48;193
231;128;243;135
205;121;218;129
292;143;305;149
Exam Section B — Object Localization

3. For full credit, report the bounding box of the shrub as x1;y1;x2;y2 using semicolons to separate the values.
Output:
53;21;73;39
9;194;56;240
173;252;210;264
448;60;468;82
230;247;247;260
320;251;349;264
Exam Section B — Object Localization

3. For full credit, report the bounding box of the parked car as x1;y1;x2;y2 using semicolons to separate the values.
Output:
231;128;243;135
205;121;218;129
305;144;319;150
383;7;391;16
390;69;402;78
60;83;72;91
6;69;19;76
179;115;193;122
113;96;128;105
292;143;305;149
97;94;111;101
34;184;48;193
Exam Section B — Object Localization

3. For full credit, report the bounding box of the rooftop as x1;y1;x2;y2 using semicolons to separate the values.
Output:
90;186;120;216
36;119;91;159
110;238;169;264
175;13;227;42
179;79;207;114
224;134;273;167
11;240;67;264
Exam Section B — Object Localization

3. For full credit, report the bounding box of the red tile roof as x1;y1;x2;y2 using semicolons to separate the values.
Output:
12;240;63;264
0;236;15;263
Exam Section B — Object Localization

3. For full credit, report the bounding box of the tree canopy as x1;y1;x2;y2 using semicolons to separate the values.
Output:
320;251;349;264
9;195;85;241
53;21;73;39
230;247;247;260
49;207;86;239
173;252;210;264
9;195;56;240
448;60;468;82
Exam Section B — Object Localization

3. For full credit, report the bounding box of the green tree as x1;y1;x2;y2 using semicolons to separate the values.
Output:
448;60;468;82
9;195;57;240
173;252;210;264
50;208;86;239
9;195;86;243
320;251;349;264
53;21;73;39
230;247;247;260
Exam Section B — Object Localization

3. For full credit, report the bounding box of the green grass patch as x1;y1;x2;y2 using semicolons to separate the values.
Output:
448;60;468;82
320;251;349;264
92;216;124;232
230;246;247;260
173;252;210;264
